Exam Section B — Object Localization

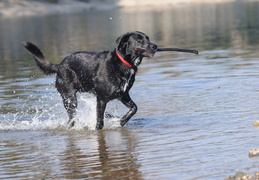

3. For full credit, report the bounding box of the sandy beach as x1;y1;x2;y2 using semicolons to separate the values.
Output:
0;0;244;17
0;0;118;17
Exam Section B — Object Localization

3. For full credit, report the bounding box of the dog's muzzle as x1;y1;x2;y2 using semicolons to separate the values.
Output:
136;43;158;57
144;43;157;57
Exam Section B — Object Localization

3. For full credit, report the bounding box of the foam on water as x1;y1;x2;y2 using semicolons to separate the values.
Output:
0;93;123;131
71;94;122;130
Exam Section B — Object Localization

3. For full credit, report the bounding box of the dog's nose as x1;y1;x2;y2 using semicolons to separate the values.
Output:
151;44;157;50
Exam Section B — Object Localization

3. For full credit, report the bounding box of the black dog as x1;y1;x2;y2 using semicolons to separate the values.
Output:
23;31;157;130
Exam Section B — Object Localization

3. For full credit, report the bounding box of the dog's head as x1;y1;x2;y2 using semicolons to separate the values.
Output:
116;31;157;66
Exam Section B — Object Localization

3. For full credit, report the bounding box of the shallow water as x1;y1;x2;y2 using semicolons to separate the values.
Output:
1;1;259;179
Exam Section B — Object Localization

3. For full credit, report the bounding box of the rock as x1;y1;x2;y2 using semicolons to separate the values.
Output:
225;171;251;180
249;148;259;158
253;120;259;126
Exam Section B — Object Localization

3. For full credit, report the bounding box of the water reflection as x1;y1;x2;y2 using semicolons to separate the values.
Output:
0;129;141;179
60;130;141;179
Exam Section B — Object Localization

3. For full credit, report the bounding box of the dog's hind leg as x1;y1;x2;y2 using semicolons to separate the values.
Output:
56;68;80;128
119;93;138;127
61;91;77;128
56;82;78;128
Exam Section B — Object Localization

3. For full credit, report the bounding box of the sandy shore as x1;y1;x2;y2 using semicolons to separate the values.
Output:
0;0;118;17
118;0;238;6
0;0;246;18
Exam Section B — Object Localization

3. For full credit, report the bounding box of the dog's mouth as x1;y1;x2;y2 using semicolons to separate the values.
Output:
135;47;157;58
142;51;155;57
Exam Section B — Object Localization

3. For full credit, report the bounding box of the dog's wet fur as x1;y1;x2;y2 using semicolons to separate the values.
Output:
23;31;157;130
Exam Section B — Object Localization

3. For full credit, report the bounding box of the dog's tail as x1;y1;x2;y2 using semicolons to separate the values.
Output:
22;42;58;74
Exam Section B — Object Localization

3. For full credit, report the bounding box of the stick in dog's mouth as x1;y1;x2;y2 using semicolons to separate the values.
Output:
157;47;199;55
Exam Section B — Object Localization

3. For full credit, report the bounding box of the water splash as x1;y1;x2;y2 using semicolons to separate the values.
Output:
73;94;122;130
0;93;123;131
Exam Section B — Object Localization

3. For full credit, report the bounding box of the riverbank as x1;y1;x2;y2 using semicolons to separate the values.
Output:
0;0;251;18
0;0;118;17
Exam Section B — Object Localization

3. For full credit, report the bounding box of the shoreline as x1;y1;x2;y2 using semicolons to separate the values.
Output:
0;0;119;17
0;0;252;18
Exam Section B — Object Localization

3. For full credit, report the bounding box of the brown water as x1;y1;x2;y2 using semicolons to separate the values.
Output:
1;1;259;179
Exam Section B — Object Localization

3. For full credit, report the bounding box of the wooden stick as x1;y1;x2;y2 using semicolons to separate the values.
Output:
157;47;199;55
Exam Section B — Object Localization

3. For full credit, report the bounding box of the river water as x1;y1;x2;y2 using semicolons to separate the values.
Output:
1;1;259;179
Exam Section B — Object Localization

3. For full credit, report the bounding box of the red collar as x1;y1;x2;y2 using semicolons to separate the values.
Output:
116;51;133;68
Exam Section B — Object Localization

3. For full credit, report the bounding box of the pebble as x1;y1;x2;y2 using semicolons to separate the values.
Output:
253;120;259;126
249;148;259;158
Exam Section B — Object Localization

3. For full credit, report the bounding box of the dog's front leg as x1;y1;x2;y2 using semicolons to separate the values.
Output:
120;93;138;127
96;98;107;130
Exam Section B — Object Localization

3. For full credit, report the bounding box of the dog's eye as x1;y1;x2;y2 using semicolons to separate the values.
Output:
137;39;143;43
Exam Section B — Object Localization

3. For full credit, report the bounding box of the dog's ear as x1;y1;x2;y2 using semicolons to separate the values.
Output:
116;32;131;45
116;32;132;55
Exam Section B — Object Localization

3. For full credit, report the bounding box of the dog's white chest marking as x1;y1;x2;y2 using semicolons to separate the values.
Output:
123;69;135;92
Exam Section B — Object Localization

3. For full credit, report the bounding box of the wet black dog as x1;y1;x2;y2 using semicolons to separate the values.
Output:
23;31;157;130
